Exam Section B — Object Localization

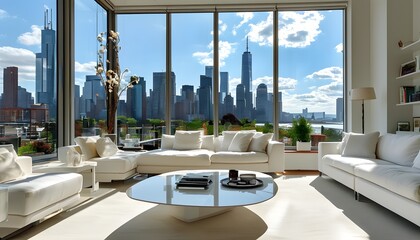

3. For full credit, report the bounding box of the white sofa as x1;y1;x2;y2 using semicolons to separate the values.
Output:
59;131;285;181
318;132;420;227
0;145;83;229
137;131;285;174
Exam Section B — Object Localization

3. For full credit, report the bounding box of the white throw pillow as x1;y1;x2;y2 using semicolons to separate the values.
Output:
377;133;420;166
228;131;255;152
342;131;380;159
221;130;255;151
201;135;214;150
161;134;175;150
248;133;273;152
96;137;119;157
173;131;202;150
413;150;420;169
74;136;100;160
0;148;24;183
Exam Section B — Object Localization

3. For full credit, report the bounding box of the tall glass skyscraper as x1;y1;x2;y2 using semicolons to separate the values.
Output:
241;38;253;117
36;9;56;119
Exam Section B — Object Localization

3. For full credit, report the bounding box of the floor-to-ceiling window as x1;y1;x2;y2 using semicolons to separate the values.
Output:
117;14;166;141
0;0;57;159
219;11;274;133
278;10;344;146
74;1;107;138
172;13;213;134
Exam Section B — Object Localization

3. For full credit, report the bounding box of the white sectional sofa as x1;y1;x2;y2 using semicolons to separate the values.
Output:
0;144;83;229
318;132;420;227
59;131;285;181
137;130;284;174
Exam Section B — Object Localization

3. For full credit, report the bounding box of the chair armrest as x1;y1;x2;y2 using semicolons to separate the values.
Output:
267;140;285;172
58;145;82;163
318;142;340;172
16;156;33;175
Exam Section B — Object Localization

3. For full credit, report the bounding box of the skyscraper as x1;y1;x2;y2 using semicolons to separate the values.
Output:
256;83;268;123
220;71;228;104
198;75;212;120
81;75;105;119
151;72;175;119
129;77;147;122
336;97;344;122
2;66;18;108
236;84;245;119
35;9;56;119
241;37;253;117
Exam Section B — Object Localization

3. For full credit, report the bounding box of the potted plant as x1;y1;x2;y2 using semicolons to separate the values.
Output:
289;117;313;151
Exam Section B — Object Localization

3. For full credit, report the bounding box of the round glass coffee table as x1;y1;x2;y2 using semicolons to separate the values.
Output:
126;170;278;222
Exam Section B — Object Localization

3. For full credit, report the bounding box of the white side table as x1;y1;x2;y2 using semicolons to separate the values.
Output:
33;161;99;193
0;186;8;222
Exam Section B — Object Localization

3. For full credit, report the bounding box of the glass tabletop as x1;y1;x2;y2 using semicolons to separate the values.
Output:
126;170;278;207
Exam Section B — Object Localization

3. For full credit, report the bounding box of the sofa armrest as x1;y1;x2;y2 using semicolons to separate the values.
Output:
16;156;33;175
58;145;82;163
318;142;340;172
267;140;285;172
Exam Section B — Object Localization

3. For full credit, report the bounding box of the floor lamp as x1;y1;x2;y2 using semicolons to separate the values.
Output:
351;87;376;133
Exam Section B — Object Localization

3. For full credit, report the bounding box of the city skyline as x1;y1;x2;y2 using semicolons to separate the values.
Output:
0;2;344;117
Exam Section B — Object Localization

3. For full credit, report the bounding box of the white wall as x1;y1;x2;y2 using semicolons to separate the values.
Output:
350;0;414;134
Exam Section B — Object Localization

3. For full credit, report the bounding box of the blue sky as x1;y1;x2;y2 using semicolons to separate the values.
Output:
0;0;343;115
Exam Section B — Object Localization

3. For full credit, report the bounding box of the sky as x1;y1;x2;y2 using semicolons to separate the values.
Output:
0;0;344;115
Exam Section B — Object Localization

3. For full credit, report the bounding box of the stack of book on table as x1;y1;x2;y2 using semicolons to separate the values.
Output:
176;174;213;190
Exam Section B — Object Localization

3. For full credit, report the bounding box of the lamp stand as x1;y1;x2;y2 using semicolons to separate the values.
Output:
361;100;365;134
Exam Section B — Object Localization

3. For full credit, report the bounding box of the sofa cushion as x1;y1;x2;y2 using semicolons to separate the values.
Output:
96;137;119;157
5;172;82;215
211;151;268;163
228;131;255;152
355;164;420;202
0;148;24;183
74;136;100;160
376;133;420;166
322;154;392;174
342;131;379;159
161;134;175;150
201;135;214;150
248;133;273;152
90;150;140;173
138;149;212;166
173;131;202;150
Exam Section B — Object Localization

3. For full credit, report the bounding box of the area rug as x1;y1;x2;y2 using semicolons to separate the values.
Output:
13;176;420;240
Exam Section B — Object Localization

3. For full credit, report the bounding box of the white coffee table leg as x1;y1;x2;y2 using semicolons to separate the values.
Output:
164;205;232;222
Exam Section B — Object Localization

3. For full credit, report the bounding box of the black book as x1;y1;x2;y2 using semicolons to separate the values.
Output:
176;175;213;189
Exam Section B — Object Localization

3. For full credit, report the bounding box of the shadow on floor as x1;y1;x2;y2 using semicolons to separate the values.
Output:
105;205;267;240
310;176;420;240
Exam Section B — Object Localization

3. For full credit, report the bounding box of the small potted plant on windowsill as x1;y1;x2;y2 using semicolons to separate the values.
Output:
289;116;313;151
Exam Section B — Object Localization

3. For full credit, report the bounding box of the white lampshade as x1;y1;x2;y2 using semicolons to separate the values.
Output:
351;87;376;100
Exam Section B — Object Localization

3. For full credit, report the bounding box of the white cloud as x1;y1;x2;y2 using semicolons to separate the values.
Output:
0;9;9;19
0;46;36;84
306;66;343;82
248;13;273;46
192;40;236;67
18;25;42;46
279;12;324;48
75;61;97;73
233;12;254;36
335;43;343;53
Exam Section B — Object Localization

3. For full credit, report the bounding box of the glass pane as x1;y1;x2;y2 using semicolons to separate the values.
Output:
74;1;107;138
117;14;166;147
0;0;57;159
172;13;213;134
278;10;344;146
219;12;274;133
